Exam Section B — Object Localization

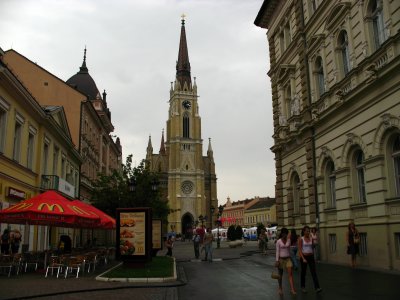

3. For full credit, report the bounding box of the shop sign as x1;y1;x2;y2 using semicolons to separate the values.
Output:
7;187;26;199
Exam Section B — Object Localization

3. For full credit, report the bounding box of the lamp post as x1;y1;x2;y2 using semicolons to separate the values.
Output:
210;205;215;229
198;215;205;227
217;205;224;248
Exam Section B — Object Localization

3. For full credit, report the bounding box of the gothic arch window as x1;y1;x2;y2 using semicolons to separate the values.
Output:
183;113;190;138
291;173;301;215
338;30;351;76
352;149;367;203
314;56;325;98
325;159;336;208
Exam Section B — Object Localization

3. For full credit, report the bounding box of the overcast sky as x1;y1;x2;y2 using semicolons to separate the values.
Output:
0;0;274;205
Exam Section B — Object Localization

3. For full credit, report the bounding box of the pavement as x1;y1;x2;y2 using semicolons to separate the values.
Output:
0;240;399;300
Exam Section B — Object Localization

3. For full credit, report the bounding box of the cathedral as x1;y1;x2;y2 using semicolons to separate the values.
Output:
146;18;218;236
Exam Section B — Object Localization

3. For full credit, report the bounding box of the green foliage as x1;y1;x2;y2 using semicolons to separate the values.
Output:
227;225;243;241
91;155;170;222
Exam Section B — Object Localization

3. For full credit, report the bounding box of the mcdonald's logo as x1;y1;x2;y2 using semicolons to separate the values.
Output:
9;202;33;211
69;205;91;216
37;203;64;212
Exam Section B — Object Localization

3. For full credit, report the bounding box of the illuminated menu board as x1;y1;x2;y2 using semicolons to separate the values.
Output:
152;219;162;250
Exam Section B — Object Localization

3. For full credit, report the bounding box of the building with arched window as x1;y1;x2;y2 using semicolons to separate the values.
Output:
145;18;218;235
255;0;400;270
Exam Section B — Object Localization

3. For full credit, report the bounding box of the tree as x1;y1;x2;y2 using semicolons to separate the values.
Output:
227;224;243;241
91;155;170;222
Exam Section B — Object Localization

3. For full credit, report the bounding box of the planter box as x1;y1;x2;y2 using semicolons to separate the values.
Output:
228;240;244;248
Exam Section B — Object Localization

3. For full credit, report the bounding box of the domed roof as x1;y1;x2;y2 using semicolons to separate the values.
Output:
66;48;102;100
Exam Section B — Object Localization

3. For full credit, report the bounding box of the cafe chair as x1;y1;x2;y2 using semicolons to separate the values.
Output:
23;252;39;272
64;255;85;278
0;255;13;277
45;256;65;278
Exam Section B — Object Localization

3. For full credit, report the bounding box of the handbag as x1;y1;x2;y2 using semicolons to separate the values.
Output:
354;237;360;244
271;270;280;280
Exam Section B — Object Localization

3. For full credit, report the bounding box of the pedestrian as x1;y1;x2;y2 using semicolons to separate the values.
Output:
165;236;173;257
298;225;322;294
1;228;10;254
10;229;22;254
193;231;201;259
311;227;319;261
289;228;299;270
275;227;296;295
346;221;360;268
258;228;268;255
203;227;214;262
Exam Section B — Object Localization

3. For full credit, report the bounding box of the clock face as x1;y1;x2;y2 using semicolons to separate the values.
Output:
182;100;191;110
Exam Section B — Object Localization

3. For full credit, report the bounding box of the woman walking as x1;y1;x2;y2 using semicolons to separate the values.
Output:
298;226;322;293
289;229;299;270
346;221;360;268
275;227;296;295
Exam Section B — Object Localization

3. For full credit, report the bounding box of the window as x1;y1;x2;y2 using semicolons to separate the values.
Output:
354;150;367;203
13;114;24;162
315;56;325;98
338;30;351;75
0;97;10;153
61;155;66;178
285;85;292;119
326;160;336;208
359;233;368;256
183;113;190;138
329;234;337;253
279;20;292;53
53;147;59;175
395;233;400;258
27;126;36;170
292;173;301;215
369;0;386;50
392;135;400;197
43;139;50;175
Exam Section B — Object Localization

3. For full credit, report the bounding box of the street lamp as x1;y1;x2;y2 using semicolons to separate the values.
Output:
217;204;224;248
198;215;205;226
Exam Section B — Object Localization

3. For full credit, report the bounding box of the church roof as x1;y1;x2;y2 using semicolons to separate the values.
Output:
176;17;191;89
66;48;102;100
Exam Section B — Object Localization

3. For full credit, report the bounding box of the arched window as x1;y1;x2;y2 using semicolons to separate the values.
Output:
292;173;301;214
183;113;190;138
325;160;336;208
369;0;385;50
392;135;400;196
354;150;367;203
315;56;325;98
338;30;350;75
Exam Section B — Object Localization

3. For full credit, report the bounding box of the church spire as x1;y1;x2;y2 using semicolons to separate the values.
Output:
79;46;89;74
146;135;153;155
176;14;191;89
159;129;166;155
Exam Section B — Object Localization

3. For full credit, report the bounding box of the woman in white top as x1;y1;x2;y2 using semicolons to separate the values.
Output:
275;227;296;295
298;225;322;294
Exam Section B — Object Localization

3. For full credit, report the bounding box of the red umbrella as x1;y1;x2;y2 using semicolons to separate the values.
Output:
0;190;100;228
71;200;116;229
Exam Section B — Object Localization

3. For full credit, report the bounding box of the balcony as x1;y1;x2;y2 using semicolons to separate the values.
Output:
41;175;76;198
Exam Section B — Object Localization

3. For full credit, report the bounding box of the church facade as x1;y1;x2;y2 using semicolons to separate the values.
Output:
146;18;218;236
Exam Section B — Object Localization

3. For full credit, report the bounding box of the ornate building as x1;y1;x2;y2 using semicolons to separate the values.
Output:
255;0;400;270
146;18;218;235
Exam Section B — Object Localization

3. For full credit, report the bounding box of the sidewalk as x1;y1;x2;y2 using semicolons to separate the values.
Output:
0;240;399;300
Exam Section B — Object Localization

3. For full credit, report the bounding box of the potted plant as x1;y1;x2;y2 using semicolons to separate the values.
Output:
227;225;244;248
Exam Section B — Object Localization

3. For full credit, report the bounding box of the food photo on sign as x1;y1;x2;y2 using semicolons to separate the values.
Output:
119;212;146;256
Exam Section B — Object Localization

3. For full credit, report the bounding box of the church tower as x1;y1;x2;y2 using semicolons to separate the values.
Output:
146;17;218;235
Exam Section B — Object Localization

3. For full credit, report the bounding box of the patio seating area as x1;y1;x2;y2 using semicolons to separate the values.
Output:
0;247;115;279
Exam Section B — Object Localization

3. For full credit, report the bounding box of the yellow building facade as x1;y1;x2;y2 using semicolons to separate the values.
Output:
0;48;82;251
255;0;400;270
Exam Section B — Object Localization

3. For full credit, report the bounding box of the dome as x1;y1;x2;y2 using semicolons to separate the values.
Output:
66;48;102;100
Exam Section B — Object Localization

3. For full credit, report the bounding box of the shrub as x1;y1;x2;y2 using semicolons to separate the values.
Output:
227;225;243;241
